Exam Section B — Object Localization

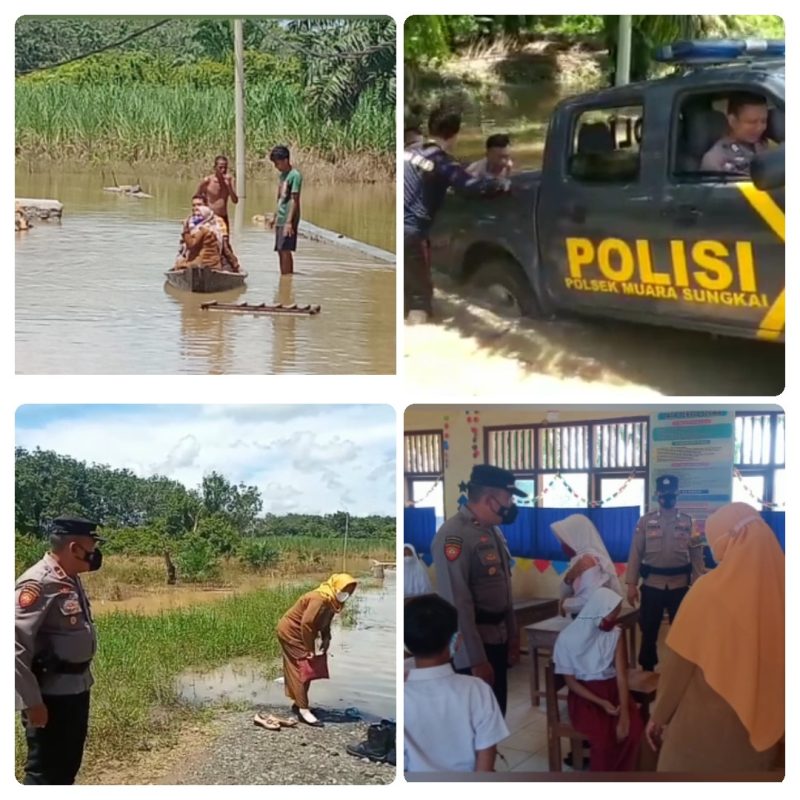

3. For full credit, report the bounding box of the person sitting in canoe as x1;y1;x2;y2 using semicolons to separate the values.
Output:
175;195;241;272
174;203;224;270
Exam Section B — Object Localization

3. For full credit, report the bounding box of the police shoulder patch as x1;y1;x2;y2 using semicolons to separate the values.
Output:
444;536;463;561
17;581;42;609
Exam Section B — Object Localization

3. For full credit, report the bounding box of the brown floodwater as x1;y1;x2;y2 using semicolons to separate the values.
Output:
88;558;381;617
15;170;396;375
177;572;396;721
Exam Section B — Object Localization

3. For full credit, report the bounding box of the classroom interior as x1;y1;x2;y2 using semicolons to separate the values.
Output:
403;404;785;774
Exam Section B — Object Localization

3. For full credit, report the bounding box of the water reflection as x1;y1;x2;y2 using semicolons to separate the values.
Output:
16;174;395;374
178;575;396;721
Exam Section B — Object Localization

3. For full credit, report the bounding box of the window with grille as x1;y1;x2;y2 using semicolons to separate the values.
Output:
593;420;648;469
540;424;590;471
404;430;443;476
486;426;536;472
734;412;785;508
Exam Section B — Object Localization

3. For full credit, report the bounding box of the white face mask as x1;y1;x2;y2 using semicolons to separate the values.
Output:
336;591;350;603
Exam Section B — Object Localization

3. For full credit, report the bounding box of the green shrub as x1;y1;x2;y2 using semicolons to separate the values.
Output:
14;533;47;576
176;536;220;583
239;538;281;570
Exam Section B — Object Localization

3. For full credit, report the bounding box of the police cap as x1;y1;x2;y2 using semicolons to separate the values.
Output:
50;516;106;542
469;464;527;497
656;475;679;494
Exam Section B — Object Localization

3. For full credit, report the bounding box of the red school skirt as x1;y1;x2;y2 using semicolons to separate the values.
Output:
567;677;644;771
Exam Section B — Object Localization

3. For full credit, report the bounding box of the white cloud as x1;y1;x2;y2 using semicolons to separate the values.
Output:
15;405;396;516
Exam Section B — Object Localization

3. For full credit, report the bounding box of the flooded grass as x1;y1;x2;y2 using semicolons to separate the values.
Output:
14;582;313;779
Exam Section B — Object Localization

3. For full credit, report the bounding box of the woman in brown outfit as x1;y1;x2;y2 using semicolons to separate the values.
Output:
646;503;784;774
174;205;223;269
276;573;357;726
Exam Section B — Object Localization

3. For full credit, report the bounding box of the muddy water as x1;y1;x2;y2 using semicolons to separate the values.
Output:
15;170;395;375
177;573;396;721
89;559;381;617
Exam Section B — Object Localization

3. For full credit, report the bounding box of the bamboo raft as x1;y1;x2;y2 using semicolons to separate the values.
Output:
200;301;321;316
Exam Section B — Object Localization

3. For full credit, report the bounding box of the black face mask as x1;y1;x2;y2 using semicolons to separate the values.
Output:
75;545;103;572
493;499;519;525
659;493;677;510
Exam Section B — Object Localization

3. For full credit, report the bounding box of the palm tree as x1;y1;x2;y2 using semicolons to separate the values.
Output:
287;18;396;120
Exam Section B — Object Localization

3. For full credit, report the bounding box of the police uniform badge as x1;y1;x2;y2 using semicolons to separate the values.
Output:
444;536;463;561
18;581;41;609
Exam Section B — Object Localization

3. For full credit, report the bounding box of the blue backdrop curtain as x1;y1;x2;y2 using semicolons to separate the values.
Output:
403;506;640;562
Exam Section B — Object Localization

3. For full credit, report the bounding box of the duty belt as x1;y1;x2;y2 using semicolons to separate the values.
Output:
33;654;92;678
475;608;509;625
640;564;691;579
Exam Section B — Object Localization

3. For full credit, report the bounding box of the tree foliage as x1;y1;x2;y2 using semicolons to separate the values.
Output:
14;447;394;544
404;14;784;79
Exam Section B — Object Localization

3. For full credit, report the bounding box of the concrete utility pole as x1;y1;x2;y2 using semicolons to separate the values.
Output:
233;19;246;237
616;15;633;86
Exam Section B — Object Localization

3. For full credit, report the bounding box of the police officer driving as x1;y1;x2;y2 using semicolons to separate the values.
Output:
700;92;769;176
432;465;524;715
625;476;704;672
16;516;103;784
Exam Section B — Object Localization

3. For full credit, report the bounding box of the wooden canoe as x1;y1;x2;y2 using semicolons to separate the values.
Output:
164;267;247;293
201;301;321;316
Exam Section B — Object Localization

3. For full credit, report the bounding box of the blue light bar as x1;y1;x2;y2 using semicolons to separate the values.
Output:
654;39;785;65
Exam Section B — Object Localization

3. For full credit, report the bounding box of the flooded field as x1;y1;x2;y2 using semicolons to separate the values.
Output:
15;170;395;374
178;573;396;721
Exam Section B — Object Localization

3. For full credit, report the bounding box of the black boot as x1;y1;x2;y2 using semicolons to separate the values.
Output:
346;721;396;763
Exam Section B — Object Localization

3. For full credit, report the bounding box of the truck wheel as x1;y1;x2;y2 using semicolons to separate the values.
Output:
469;258;540;318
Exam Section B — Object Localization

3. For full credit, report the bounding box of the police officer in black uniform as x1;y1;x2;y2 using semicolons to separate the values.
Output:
431;464;524;714
15;516;104;784
625;476;704;671
404;105;510;324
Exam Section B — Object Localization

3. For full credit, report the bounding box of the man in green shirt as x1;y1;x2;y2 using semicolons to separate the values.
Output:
268;145;302;275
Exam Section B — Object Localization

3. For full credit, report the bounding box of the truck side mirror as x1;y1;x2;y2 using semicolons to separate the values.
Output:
751;147;784;190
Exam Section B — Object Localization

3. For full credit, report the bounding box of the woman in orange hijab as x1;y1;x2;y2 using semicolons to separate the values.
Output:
645;503;784;773
275;574;358;727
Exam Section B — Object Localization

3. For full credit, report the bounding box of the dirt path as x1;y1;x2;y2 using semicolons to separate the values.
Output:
82;707;394;785
404;278;784;396
168;708;393;785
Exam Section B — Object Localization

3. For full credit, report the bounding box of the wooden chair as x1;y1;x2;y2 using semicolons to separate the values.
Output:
544;661;586;771
627;669;659;721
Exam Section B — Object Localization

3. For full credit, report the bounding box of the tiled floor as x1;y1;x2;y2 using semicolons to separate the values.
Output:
497;624;669;773
496;657;555;773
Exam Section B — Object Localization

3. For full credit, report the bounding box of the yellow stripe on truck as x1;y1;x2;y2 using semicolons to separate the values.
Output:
736;182;785;340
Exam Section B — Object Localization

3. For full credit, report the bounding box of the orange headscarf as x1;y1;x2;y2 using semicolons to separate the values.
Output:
666;503;784;751
315;573;358;613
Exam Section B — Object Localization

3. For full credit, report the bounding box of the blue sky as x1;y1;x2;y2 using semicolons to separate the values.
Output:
16;405;396;516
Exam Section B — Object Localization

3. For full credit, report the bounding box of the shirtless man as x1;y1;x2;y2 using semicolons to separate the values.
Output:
196;155;239;235
195;156;241;272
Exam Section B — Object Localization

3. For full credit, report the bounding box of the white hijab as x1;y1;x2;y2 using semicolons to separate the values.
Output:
553;587;623;681
551;514;623;596
403;543;433;598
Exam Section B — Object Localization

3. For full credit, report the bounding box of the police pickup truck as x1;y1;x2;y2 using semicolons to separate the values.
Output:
430;39;785;341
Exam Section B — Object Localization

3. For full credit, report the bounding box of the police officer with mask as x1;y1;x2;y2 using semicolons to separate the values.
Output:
15;516;104;784
625;476;704;671
432;465;525;715
404;105;510;324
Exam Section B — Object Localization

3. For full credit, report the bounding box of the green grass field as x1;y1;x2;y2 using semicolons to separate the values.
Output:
15;81;394;176
14;583;313;780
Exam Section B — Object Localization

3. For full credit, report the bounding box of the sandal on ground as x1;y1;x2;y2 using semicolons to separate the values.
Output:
253;713;281;731
273;715;298;728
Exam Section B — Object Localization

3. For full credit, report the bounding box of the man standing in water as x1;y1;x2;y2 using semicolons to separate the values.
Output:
196;155;241;272
268;145;302;275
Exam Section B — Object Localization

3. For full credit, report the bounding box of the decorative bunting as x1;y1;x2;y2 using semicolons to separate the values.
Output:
466;409;481;461
442;415;450;469
516;558;533;572
533;559;551;573
733;468;785;509
551;560;569;575
614;563;627;577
